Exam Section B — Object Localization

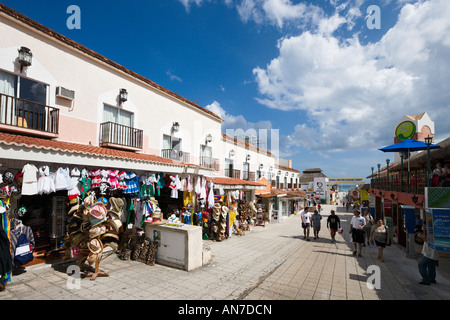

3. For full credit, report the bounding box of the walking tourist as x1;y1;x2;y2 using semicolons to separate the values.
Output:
349;209;366;257
370;219;390;262
300;207;312;241
311;209;322;240
363;210;374;246
417;231;439;285
327;210;341;242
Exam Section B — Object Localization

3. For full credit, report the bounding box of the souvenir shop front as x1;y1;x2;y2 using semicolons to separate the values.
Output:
256;189;287;222
0;139;215;288
204;177;266;240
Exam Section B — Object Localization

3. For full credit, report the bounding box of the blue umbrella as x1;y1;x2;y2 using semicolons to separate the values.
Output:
379;139;441;153
379;139;441;189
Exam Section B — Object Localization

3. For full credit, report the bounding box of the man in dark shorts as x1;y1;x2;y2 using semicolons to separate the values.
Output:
327;210;341;242
350;209;366;257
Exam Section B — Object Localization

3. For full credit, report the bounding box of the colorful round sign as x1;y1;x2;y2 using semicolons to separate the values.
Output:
395;121;416;140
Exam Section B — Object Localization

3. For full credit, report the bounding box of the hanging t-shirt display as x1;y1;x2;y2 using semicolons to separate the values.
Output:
21;164;38;196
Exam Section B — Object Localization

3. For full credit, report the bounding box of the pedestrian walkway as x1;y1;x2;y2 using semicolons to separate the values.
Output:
243;205;450;300
0;205;449;301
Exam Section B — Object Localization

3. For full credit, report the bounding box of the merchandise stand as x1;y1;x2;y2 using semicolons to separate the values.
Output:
85;245;111;281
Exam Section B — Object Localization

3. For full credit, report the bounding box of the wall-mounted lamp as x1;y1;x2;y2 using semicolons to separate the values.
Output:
229;150;235;157
259;164;264;171
18;46;32;72
119;88;128;103
269;166;273;172
390;193;395;200
412;194;419;204
246;154;251;162
278;170;281;176
172;122;180;133
206;134;213;144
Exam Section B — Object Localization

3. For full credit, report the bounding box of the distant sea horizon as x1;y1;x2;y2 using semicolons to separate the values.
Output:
338;184;357;192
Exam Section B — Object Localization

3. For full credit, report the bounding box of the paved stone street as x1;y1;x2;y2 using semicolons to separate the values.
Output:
1;205;449;302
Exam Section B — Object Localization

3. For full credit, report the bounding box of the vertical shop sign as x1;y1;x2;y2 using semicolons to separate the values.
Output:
426;208;450;252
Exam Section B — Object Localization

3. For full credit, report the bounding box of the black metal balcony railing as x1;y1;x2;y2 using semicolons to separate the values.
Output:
200;156;220;171
370;170;427;195
100;122;143;150
161;149;191;163
0;93;59;135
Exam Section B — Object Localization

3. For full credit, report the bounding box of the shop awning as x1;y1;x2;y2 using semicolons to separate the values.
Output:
0;132;214;175
207;177;266;190
282;189;307;199
256;189;287;198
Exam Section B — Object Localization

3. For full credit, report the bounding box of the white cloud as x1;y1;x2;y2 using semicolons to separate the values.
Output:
166;70;183;82
179;0;208;11
235;0;325;29
253;0;450;156
205;101;272;132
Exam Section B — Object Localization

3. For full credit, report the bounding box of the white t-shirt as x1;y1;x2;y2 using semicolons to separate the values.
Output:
422;242;439;260
301;211;312;224
351;216;366;229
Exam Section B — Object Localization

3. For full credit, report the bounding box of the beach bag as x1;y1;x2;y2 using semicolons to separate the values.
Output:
14;233;34;266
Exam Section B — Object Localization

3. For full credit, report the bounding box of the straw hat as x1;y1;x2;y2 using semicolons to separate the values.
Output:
89;225;106;238
71;232;88;247
84;193;95;207
109;197;124;218
80;220;91;233
86;252;98;266
87;238;103;254
90;216;107;227
103;219;121;234
212;203;221;220
90;203;107;219
68;204;80;216
152;208;162;220
101;232;119;240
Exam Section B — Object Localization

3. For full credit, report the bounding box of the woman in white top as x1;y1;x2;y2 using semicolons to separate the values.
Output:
370;219;390;262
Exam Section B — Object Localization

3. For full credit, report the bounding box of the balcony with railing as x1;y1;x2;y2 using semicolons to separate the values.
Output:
161;149;191;163
99;121;143;151
225;168;241;179
370;170;427;195
0;93;59;138
242;171;255;182
200;156;220;171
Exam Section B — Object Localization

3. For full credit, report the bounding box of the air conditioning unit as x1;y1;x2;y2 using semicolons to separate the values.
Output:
56;86;75;101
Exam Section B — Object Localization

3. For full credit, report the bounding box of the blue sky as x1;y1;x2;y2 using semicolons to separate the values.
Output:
4;0;450;180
